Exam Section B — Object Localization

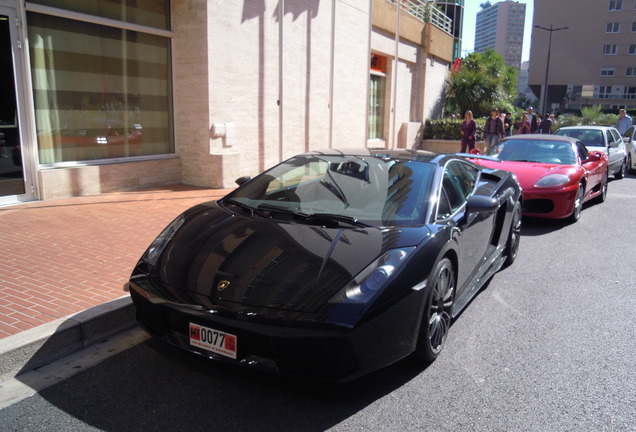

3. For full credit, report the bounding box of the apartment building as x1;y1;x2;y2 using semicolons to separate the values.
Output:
0;0;453;205
528;0;636;112
474;0;526;69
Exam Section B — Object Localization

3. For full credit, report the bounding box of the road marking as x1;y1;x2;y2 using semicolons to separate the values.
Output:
0;327;149;410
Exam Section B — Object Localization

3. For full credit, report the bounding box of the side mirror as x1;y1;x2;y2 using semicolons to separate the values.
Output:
586;152;601;162
466;195;499;214
623;136;632;144
235;176;252;186
470;148;481;155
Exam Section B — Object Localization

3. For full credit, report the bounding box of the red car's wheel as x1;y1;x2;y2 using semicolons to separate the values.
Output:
568;183;585;223
597;171;609;203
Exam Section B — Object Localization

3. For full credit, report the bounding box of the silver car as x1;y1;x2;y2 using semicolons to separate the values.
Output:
621;126;636;174
554;126;627;179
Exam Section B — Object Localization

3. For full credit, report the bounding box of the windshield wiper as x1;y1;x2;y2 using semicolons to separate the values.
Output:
296;212;372;228
256;203;298;215
256;204;371;227
223;198;269;218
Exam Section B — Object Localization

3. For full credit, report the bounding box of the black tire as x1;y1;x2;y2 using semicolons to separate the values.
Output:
568;183;584;223
503;200;522;267
615;159;626;179
596;171;609;203
413;258;455;363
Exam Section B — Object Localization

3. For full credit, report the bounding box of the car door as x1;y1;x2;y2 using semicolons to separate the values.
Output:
578;141;603;194
437;160;495;296
605;129;621;173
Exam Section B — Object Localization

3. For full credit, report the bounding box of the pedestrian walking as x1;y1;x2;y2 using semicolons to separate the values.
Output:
616;108;632;134
460;110;477;153
484;108;504;151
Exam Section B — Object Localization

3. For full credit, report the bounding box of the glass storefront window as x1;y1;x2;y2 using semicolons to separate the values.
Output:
28;0;170;30
369;74;385;140
27;12;174;163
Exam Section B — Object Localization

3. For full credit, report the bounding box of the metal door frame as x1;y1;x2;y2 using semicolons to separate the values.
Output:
0;0;38;205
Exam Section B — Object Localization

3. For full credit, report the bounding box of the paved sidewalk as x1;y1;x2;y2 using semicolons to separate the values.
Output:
0;185;233;378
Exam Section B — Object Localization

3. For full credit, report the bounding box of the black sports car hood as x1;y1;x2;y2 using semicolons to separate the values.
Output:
147;202;430;313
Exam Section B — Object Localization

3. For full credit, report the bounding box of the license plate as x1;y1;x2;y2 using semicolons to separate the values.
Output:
189;323;237;359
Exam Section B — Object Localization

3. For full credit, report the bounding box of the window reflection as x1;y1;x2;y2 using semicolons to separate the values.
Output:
28;12;173;163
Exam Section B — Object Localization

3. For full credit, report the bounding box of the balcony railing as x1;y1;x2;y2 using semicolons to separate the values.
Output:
578;93;636;100
387;0;453;35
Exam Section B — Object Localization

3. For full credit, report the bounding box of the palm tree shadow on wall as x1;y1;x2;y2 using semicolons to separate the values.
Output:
241;1;321;172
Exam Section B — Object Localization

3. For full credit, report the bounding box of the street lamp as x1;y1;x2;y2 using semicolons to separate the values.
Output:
534;24;568;115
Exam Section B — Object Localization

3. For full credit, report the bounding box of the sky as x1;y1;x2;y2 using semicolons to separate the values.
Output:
461;0;534;62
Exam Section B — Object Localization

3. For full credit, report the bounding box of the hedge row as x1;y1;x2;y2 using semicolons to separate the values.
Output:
423;118;486;141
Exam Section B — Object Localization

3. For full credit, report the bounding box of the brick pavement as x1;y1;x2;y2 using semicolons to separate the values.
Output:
0;185;233;339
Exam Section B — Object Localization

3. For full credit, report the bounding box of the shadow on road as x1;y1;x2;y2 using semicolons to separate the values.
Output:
22;336;430;431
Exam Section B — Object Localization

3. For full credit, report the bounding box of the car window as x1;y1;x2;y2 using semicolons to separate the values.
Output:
577;142;590;161
229;155;436;226
556;129;604;147
609;129;621;143
488;138;575;164
437;161;478;219
606;130;615;145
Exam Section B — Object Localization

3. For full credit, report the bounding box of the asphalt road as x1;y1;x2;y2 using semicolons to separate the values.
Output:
1;174;635;432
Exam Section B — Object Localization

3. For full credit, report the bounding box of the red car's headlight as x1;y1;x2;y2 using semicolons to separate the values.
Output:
535;174;571;188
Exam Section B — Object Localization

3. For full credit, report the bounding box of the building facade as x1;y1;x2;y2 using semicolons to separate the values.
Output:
528;0;636;113
474;0;526;69
435;0;464;60
0;0;453;205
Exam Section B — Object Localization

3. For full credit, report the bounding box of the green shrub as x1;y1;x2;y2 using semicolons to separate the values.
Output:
424;118;485;141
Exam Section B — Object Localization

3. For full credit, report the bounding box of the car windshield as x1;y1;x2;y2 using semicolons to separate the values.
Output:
225;154;435;226
555;129;604;147
485;139;576;165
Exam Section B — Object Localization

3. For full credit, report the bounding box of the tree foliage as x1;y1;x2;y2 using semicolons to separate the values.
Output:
444;49;518;118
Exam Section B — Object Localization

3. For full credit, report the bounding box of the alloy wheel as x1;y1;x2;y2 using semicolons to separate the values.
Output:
427;259;454;356
569;184;584;223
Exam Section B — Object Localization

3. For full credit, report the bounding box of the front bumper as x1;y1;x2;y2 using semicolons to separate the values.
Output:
129;276;423;382
521;183;579;219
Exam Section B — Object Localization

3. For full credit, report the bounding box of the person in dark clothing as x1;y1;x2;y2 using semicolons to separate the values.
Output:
539;114;553;134
484;108;504;151
504;112;513;137
527;106;539;133
460;110;477;153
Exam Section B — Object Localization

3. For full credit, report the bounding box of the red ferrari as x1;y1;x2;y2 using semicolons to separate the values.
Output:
468;134;609;223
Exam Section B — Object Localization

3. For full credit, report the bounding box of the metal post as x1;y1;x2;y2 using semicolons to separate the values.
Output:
534;24;568;115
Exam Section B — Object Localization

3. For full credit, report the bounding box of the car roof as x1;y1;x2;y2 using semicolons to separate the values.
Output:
501;134;579;144
556;125;618;132
303;148;451;164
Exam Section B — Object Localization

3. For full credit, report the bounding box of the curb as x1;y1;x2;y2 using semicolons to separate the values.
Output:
0;296;136;382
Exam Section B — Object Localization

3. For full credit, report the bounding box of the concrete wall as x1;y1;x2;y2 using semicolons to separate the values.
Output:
38;158;182;200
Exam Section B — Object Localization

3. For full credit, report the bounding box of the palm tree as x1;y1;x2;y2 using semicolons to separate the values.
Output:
444;49;517;117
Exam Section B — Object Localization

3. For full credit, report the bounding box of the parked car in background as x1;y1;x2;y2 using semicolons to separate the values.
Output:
554;126;627;179
621;125;636;174
127;148;522;382
469;134;609;223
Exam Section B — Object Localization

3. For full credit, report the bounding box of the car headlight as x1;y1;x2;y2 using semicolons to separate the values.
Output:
143;214;185;267
328;247;415;305
535;174;571;188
